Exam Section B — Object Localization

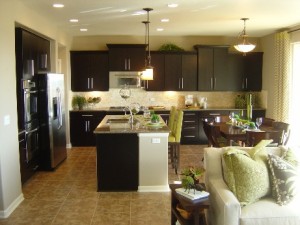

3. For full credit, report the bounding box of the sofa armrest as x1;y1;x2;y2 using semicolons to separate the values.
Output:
207;178;241;225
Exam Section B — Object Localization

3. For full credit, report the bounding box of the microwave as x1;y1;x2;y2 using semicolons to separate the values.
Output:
109;71;141;88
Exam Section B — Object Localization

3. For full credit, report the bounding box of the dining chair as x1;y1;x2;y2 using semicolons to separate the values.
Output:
202;118;215;147
245;130;282;147
168;106;177;131
168;110;184;174
262;117;275;126
272;121;290;145
209;124;228;147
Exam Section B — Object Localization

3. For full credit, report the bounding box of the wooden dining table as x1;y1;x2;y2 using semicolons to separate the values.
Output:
217;122;279;146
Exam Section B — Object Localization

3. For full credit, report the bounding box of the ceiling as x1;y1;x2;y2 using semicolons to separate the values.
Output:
22;0;300;37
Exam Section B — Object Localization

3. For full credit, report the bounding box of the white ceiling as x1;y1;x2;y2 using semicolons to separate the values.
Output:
22;0;300;37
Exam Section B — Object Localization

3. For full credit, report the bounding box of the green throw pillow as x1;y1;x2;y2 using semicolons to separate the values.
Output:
268;154;298;205
222;140;273;206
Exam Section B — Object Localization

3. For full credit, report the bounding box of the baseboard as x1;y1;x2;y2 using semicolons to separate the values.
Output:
0;193;24;218
138;185;170;192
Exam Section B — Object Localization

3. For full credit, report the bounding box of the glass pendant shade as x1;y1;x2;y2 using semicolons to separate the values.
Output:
141;66;153;80
234;18;256;54
234;35;256;53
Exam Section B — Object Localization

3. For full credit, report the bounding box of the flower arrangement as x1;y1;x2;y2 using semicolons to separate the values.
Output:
181;166;205;193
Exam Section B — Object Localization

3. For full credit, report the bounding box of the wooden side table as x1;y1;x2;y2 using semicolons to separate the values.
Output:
169;184;210;225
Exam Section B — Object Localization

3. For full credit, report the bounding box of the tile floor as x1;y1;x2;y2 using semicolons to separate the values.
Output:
0;145;205;225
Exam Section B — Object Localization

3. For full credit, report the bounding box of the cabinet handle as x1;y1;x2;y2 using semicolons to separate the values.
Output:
209;113;221;116
181;78;184;89
91;78;94;89
184;127;196;129
82;115;93;117
184;135;196;138
184;120;196;123
185;113;196;116
87;78;90;89
146;80;148;89
85;121;88;132
178;78;181;89
128;58;131;70
210;77;213;90
245;77;248;89
214;78;217;89
88;121;90;132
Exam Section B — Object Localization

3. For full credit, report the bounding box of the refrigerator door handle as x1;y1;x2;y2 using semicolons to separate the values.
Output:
56;88;63;129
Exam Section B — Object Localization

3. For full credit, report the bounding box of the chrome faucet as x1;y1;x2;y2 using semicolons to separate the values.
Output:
123;106;134;124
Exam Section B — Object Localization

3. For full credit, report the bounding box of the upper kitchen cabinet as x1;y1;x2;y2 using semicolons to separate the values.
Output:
15;28;50;80
164;52;197;91
107;44;146;71
71;51;109;91
195;45;230;91
228;52;263;91
144;51;165;91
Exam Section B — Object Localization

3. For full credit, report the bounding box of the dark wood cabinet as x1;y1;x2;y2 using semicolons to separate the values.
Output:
181;111;200;144
228;52;263;91
164;52;197;91
71;51;109;91
196;45;230;91
107;44;146;71
144;52;165;91
70;111;106;146
145;51;197;91
15;28;50;80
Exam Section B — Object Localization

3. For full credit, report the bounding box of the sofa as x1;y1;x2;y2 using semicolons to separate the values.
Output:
204;146;300;225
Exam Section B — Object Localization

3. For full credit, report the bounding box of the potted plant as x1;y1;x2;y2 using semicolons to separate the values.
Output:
181;166;205;193
151;113;160;124
72;95;87;110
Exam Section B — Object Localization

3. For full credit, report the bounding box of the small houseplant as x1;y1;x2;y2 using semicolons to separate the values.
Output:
181;166;205;193
151;114;160;123
72;95;87;110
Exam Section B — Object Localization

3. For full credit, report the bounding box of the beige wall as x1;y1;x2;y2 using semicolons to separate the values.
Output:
0;0;71;217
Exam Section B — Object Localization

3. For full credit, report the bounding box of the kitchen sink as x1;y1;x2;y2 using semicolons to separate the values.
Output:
107;118;130;123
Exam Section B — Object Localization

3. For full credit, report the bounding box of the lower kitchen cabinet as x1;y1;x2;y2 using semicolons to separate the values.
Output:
181;111;200;144
70;111;106;146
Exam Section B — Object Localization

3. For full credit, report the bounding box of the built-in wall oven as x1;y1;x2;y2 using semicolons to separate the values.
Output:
23;79;38;127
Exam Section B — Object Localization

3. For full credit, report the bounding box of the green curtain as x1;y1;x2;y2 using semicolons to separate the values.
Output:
273;31;291;122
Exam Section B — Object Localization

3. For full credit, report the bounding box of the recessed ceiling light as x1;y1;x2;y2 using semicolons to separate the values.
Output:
161;18;169;22
53;3;64;8
157;28;164;32
168;3;178;8
69;19;79;23
80;28;88;32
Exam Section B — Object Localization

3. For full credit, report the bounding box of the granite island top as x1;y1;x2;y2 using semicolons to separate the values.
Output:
94;115;170;134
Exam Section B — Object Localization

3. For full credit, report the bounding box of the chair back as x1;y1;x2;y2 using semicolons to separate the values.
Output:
168;106;177;132
272;121;290;145
245;130;282;147
203;119;213;146
171;110;184;143
262;117;275;126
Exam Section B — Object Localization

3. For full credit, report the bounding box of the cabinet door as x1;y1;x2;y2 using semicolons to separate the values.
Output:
213;48;229;91
146;52;165;91
164;54;181;91
227;53;245;91
181;54;197;91
70;111;106;146
197;48;214;91
108;45;146;71
71;51;109;91
244;52;263;91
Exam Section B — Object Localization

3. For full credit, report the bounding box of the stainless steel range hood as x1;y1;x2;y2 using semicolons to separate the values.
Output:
109;71;142;88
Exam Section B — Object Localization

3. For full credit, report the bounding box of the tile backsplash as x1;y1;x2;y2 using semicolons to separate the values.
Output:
70;89;267;110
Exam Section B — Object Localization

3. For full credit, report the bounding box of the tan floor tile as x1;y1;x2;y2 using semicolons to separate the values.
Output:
91;212;130;225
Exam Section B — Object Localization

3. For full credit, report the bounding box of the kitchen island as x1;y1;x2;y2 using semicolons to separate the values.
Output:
94;115;170;192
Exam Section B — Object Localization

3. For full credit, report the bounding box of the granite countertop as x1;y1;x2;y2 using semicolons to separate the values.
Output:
94;115;170;134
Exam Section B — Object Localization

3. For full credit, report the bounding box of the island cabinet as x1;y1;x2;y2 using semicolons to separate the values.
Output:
107;44;146;71
164;52;198;91
195;45;230;91
69;111;106;146
71;51;109;91
228;52;263;91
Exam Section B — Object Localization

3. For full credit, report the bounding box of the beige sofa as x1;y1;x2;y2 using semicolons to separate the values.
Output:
204;147;300;225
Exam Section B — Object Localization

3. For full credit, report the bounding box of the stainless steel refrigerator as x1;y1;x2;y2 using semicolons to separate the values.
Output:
37;73;67;170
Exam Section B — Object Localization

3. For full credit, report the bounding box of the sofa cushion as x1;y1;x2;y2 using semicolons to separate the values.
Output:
222;140;273;206
268;153;298;205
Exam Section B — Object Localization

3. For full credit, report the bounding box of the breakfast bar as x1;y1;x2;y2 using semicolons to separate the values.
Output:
94;115;170;192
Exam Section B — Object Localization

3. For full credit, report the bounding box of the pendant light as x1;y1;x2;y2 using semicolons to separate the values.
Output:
141;8;154;80
234;18;256;55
